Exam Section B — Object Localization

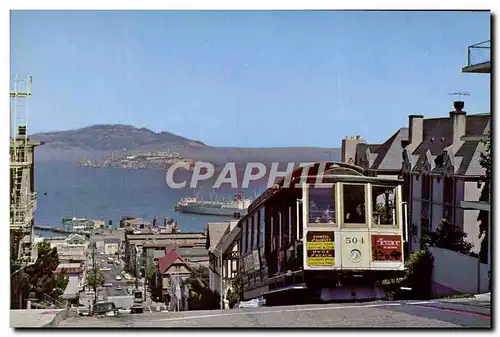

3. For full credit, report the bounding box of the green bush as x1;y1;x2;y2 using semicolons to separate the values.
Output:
403;249;434;300
383;249;434;301
226;276;242;308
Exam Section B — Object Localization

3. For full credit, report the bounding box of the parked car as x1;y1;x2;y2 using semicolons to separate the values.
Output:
93;302;118;316
116;275;122;281
237;297;266;308
118;307;131;314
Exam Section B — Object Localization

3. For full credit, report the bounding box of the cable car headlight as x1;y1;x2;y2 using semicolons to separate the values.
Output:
350;249;361;262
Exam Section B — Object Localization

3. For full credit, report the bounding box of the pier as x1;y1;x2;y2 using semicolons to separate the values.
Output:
34;225;87;235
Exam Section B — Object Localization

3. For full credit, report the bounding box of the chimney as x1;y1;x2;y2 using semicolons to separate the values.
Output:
408;115;424;146
450;101;467;144
341;136;365;164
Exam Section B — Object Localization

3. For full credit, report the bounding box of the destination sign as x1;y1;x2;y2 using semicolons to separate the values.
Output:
306;231;335;267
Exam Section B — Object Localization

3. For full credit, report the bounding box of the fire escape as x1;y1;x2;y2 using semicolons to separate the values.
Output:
10;75;40;265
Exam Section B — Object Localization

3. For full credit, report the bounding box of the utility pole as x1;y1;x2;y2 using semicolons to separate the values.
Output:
92;242;97;309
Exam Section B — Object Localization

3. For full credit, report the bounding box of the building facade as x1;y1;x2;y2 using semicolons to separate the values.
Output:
460;40;491;262
401;102;490;252
10;76;42;265
206;220;240;307
341;105;490;254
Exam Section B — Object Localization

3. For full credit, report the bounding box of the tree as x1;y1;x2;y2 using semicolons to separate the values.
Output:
402;250;434;300
226;276;242;308
24;242;69;301
478;130;491;263
184;266;218;310
423;219;472;255
86;269;105;288
146;262;156;289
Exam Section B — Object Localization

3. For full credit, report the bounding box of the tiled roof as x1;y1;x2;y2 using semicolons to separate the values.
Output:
104;238;121;244
456;140;485;176
465;114;490;136
413;113;490;176
354;128;408;171
214;226;241;257
356;143;380;166
175;246;209;258
372;128;408;170
412;118;453;157
205;222;230;252
413;114;489;157
158;249;184;274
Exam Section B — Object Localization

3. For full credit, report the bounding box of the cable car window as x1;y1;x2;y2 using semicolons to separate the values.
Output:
259;207;265;247
308;186;336;225
372;185;398;227
253;212;259;249
247;218;252;253
342;184;366;226
250;214;255;250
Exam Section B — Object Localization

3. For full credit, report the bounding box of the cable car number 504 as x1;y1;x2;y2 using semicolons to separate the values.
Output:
345;237;365;244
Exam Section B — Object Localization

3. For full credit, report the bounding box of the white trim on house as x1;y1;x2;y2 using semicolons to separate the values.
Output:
460;135;488;142
460;201;490;212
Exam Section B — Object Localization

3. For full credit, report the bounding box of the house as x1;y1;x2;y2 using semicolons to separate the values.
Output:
104;238;121;255
66;233;88;246
46;236;69;250
55;263;84;302
156;249;193;305
143;242;171;264
206;222;230;295
401;101;490;253
213;222;241;306
460;39;491;269
123;218;153;231
341;128;408;179
206;220;240;305
124;231;206;276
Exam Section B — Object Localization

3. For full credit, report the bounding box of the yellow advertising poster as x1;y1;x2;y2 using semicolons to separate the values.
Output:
306;231;335;267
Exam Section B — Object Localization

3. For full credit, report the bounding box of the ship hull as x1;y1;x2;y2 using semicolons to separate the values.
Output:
176;203;248;217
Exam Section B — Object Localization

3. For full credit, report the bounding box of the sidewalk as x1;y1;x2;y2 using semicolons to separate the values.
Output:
10;309;69;328
431;293;491;316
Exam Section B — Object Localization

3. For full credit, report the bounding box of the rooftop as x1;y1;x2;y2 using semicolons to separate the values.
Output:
205;222;230;252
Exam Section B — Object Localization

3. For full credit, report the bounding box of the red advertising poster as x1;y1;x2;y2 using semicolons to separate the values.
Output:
371;235;402;261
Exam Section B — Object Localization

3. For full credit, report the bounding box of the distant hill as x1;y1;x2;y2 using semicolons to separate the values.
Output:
30;124;341;164
31;124;206;151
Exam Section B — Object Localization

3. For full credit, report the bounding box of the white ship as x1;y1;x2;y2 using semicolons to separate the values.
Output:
175;194;252;217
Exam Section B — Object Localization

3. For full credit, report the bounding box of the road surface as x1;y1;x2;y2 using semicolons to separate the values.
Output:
95;255;130;297
58;296;490;328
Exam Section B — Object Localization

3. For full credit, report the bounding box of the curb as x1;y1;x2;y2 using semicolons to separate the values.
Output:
43;309;70;327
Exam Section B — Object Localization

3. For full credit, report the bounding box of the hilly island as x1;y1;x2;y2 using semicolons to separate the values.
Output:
30;124;341;166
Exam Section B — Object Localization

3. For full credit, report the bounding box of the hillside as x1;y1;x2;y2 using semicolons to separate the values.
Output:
30;124;341;164
31;124;206;151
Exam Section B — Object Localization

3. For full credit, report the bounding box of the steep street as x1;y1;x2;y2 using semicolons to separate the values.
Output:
58;296;491;328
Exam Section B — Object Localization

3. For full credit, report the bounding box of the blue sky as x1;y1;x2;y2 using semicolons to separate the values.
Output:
10;10;490;147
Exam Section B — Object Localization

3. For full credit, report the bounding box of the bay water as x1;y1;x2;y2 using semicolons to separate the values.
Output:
34;162;264;233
